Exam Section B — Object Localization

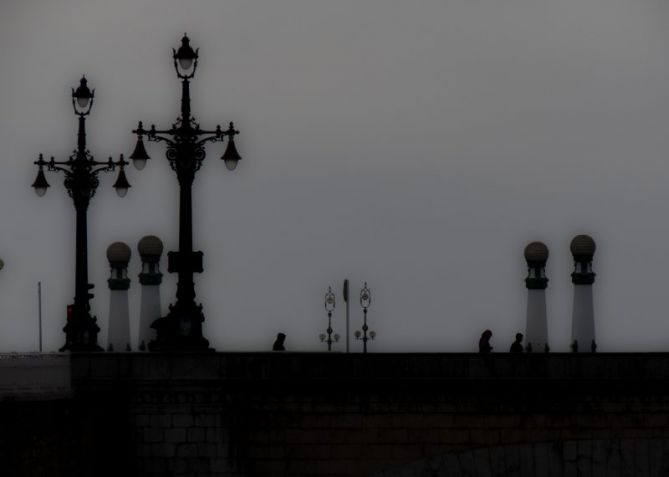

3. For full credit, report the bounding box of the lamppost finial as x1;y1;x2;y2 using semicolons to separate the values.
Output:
173;34;199;78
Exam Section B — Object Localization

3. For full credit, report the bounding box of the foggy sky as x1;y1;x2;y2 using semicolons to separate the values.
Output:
2;0;669;352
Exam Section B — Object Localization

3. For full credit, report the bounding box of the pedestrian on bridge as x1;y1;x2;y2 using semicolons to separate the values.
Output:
479;329;493;353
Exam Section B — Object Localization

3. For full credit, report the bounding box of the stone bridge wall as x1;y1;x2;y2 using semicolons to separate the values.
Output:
2;353;669;476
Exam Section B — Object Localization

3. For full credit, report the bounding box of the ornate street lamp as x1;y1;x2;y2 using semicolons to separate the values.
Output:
319;287;339;351
130;34;242;351
32;76;133;352
354;282;375;353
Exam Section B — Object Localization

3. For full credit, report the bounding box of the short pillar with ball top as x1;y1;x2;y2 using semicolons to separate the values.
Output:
524;241;550;352
106;242;131;351
570;234;597;352
137;235;163;351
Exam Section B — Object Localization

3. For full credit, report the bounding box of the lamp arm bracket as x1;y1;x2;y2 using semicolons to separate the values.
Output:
90;164;115;175
147;133;176;147
148;127;176;135
38;156;71;173
46;164;70;174
195;133;224;147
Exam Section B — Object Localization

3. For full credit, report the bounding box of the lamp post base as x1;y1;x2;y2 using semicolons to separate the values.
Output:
148;303;213;352
60;305;104;352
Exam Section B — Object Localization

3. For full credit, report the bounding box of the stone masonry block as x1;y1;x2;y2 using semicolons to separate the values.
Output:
327;428;376;444
188;457;209;472
439;429;470;444
590;440;608;475
285;429;334;444
299;414;332;429
503;445;521;476
547;442;565;477
363;414;399;429
165;428;187;443
392;414;432;429
317;459;375;476
562;442;578;477
210;458;230;473
286;460;319;475
648;439;665;476
206;427;223;442
456;449;475;475
195;413;219;428
622;439;639;476
199;443;226;458
145;457;167;474
134;414;151;426
519;444;535;477
251;460;286;475
329;414;363;429
368;444;422;461
187;428;205;443
406;429;440;444
173;413;194;428
177;443;198;458
330;445;363;460
138;442;154;458
171;458;188;473
488;445;507;476
605;440;622;476
376;429;409;444
150;414;172;428
143;429;165;443
247;445;285;460
423;444;462;457
286;444;331;460
472;448;493;477
152;442;176;458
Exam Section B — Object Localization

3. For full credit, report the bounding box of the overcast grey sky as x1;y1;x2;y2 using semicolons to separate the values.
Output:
2;0;669;352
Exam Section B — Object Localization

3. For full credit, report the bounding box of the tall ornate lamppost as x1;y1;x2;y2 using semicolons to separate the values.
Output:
129;34;242;351
354;282;375;353
319;287;339;351
32;77;132;352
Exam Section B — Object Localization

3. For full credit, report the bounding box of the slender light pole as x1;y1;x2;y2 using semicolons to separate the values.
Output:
38;281;43;353
343;279;350;353
354;282;375;353
130;34;242;352
319;287;339;351
32;77;133;352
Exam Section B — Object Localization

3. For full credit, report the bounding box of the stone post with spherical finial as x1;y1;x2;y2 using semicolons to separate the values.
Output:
524;241;550;352
137;236;163;350
570;234;597;352
106;242;132;351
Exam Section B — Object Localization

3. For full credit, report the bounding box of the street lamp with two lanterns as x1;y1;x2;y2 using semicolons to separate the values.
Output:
354;282;375;353
129;34;242;351
32;76;134;352
320;287;340;351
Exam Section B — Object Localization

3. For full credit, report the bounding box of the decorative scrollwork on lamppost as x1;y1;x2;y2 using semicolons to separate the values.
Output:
320;286;340;351
354;282;375;353
129;34;242;352
32;76;134;352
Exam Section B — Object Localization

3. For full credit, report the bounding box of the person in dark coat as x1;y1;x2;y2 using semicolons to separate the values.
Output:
272;332;286;351
479;329;493;353
510;333;524;353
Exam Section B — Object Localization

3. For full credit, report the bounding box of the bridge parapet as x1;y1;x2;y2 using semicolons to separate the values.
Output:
71;351;669;381
0;352;71;401
4;352;669;476
65;352;669;476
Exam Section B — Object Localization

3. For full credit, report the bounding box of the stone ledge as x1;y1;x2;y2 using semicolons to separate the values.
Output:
70;352;669;381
